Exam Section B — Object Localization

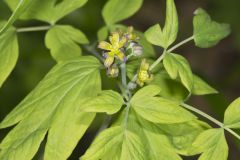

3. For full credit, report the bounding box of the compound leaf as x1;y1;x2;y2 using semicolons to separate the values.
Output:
163;53;193;92
144;0;178;48
193;129;228;160
193;8;231;48
81;109;182;160
224;97;240;129
45;25;89;62
0;56;101;160
0;23;18;88
102;0;143;25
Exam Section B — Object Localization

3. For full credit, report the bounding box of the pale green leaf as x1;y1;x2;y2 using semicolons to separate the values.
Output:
81;109;182;160
193;8;231;48
5;0;88;23
193;129;228;160
163;53;193;91
144;0;178;48
45;25;89;62
131;85;196;124
102;0;143;25
224;97;240;129
150;72;189;101
1;0;32;34
80;90;124;114
0;56;101;160
0;23;18;88
97;26;108;41
159;120;211;156
192;75;218;95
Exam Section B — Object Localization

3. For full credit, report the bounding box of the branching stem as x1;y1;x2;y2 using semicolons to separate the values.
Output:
181;103;240;140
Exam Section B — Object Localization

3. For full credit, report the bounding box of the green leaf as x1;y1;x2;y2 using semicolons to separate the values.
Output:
81;109;182;160
193;129;229;160
5;0;88;23
130;85;196;124
0;23;18;88
0;56;101;160
0;0;32;35
192;75;218;95
159;120;211;156
193;8;231;48
80;90;124;114
163;53;193;91
97;26;108;41
102;0;143;25
144;0;178;48
224;97;240;129
45;25;89;62
150;72;189;101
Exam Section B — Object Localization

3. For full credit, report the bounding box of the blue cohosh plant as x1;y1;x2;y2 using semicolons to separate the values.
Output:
0;0;238;160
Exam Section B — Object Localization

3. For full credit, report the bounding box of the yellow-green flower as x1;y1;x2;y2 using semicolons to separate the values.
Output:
98;32;127;67
136;59;153;86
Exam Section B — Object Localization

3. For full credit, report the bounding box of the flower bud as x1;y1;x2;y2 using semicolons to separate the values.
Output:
107;64;119;78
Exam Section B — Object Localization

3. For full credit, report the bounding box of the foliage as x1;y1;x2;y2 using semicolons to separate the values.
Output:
0;0;238;160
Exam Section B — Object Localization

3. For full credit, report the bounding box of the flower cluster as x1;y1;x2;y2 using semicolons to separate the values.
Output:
98;27;143;78
98;27;153;87
136;59;153;86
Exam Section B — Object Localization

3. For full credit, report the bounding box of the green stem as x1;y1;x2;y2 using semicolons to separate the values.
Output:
149;49;167;71
17;26;52;33
83;45;104;62
120;63;127;89
124;103;131;128
167;36;194;53
181;103;240;140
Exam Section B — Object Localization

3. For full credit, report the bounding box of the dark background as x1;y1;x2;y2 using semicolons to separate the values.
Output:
0;0;239;159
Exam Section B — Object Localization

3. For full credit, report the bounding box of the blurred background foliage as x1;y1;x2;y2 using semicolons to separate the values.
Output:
0;0;239;159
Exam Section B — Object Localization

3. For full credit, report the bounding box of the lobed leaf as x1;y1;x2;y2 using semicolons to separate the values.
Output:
5;0;88;23
130;85;196;124
45;25;89;62
193;8;231;48
163;53;193;92
224;97;240;129
193;128;228;160
81;109;182;160
102;0;143;25
0;23;18;88
0;56;101;160
192;75;218;95
80;90;124;114
144;0;178;48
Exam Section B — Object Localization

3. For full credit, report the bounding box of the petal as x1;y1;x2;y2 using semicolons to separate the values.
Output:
118;36;127;48
109;32;120;47
104;56;114;67
98;41;112;51
115;50;125;61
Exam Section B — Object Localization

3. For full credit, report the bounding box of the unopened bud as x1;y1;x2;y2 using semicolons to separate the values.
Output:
107;65;119;78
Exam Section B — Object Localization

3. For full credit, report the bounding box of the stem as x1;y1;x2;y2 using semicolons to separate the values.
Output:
120;63;127;88
94;115;112;138
17;26;52;33
181;103;240;140
167;36;194;53
149;49;167;71
124;103;131;128
83;45;104;62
